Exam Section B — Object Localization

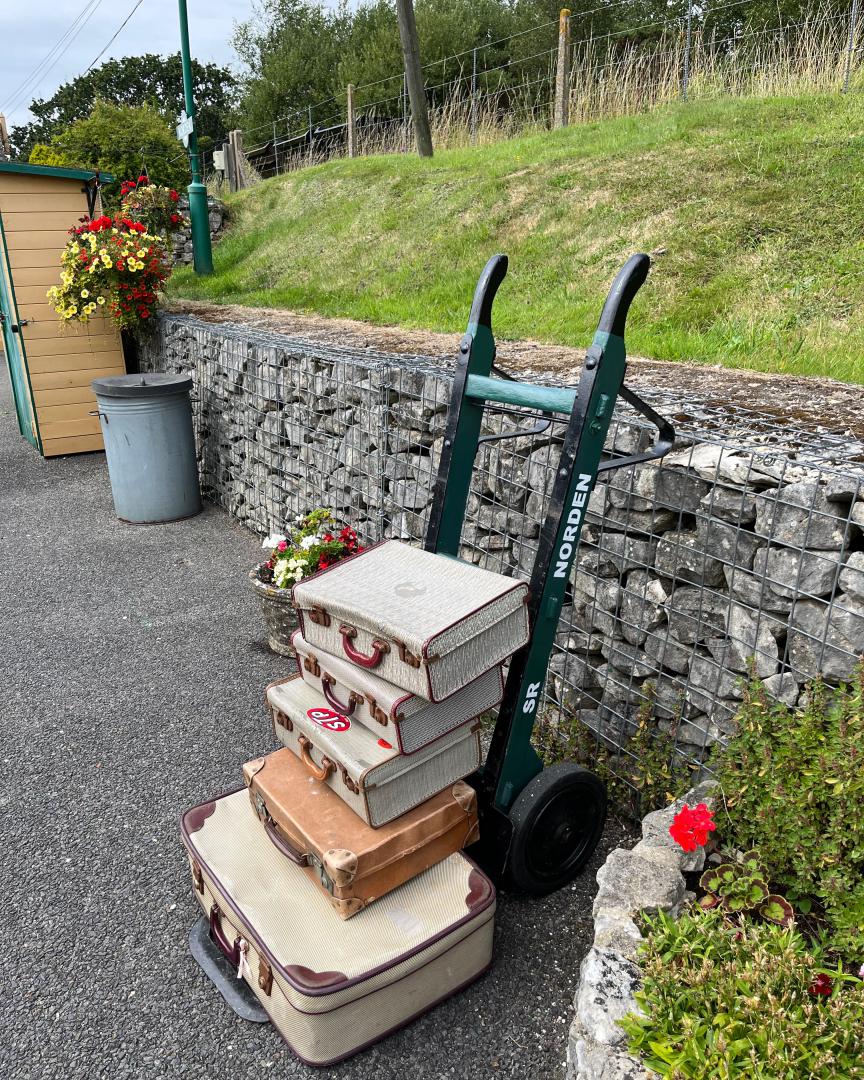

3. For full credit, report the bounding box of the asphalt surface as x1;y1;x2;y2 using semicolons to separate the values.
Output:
0;375;632;1080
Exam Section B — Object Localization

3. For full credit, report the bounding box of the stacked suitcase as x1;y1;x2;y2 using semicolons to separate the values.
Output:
181;539;531;1064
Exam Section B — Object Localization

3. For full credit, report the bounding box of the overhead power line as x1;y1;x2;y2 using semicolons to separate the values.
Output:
3;0;105;118
85;0;147;74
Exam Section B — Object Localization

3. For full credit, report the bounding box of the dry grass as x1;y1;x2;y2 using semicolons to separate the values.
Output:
249;9;860;176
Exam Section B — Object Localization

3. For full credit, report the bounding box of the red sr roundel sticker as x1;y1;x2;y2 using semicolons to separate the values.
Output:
306;707;351;732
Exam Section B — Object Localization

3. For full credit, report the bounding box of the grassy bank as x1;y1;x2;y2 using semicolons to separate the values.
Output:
171;95;864;382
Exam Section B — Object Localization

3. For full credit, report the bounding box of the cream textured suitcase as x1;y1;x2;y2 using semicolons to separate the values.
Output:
267;673;482;827
181;789;496;1066
291;629;504;753
292;539;530;701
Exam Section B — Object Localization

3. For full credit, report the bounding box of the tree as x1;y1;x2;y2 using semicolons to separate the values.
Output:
29;101;190;192
11;54;238;161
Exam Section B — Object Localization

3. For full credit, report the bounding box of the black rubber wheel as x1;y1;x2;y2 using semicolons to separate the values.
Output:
506;763;607;895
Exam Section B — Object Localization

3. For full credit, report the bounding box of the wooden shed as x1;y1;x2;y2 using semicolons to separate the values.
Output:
0;161;126;457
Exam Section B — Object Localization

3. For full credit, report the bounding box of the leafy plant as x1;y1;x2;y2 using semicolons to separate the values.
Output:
119;178;187;239
47;214;172;330
699;852;794;926
713;662;864;956
622;906;864;1079
258;509;362;588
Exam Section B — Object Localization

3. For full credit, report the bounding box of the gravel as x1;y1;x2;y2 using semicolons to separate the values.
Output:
0;377;632;1080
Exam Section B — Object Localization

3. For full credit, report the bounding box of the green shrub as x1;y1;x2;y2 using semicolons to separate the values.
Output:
712;664;864;955
622;907;864;1079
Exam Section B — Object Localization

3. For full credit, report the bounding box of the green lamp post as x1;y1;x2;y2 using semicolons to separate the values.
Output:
177;0;213;275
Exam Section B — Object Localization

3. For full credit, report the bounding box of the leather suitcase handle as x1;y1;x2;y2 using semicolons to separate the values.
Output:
209;903;242;967
321;672;358;715
298;734;334;781
262;818;309;867
339;624;390;668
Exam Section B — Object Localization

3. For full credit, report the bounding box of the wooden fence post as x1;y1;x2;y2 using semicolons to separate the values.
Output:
554;8;571;129
347;84;357;158
222;139;235;192
231;130;246;190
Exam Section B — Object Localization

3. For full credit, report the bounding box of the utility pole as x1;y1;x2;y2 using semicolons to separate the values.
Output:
395;0;433;157
177;0;213;274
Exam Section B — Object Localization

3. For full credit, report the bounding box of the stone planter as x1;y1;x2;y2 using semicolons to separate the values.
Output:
249;566;297;655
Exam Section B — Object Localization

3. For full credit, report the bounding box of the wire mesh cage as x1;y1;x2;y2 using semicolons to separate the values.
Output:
142;316;864;813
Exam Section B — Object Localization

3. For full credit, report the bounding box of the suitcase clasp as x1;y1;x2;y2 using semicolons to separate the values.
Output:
303;653;321;678
258;955;274;996
365;694;389;726
273;708;294;732
307;606;331;628
191;858;204;895
395;640;422;669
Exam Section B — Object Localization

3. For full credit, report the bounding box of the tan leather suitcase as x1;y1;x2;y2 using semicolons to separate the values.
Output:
181;788;495;1065
292;539;529;701
267;673;482;826
291;629;503;753
243;747;480;918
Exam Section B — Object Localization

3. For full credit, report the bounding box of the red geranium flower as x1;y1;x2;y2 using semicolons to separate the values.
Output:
169;189;179;202
669;803;716;853
137;174;148;184
319;556;330;570
808;973;833;997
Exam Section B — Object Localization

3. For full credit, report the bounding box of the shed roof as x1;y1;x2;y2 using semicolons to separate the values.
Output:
0;161;115;183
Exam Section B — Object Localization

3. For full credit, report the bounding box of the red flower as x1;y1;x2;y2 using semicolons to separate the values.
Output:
669;803;716;853
277;540;288;552
170;213;180;225
808;974;833;997
169;189;179;202
137;174;148;184
318;556;330;570
322;532;334;543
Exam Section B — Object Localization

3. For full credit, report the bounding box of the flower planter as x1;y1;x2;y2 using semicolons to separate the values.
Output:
249;566;298;656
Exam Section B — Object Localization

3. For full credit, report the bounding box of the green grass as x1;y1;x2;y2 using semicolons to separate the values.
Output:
171;95;864;382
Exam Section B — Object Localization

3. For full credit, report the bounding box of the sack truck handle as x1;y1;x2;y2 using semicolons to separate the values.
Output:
425;252;675;824
338;624;390;669
209;904;242;968
297;734;335;781
321;673;359;715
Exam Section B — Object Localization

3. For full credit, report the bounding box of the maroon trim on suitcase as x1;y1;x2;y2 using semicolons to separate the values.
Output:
284;964;348;991
466;868;494;912
180;789;496;1000
185;801;216;834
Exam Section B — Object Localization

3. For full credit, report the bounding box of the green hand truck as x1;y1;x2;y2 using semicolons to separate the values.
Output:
425;252;674;895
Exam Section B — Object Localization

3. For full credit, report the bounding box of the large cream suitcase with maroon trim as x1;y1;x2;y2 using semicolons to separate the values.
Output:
181;788;495;1066
291;629;504;754
292;540;530;702
267;672;481;827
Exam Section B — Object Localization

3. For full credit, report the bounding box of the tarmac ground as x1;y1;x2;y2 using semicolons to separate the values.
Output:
0;374;631;1080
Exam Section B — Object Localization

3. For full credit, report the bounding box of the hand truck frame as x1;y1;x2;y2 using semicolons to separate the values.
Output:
425;253;674;894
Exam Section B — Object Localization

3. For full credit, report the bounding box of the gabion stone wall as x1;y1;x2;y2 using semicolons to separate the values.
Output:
140;315;864;785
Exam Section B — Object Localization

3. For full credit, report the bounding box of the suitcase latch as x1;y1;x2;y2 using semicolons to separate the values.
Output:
273;708;293;732
258;955;274;996
395;640;422;668
307;606;331;628
303;653;321;678
365;694;389;726
192;859;204;895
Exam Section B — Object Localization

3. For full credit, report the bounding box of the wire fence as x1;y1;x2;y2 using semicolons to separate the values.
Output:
203;3;864;184
140;316;864;817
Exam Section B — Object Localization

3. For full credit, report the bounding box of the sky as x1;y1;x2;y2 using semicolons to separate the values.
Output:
0;0;255;129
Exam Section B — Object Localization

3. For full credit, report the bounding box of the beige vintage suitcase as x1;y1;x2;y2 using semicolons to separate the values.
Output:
267;673;481;827
291;629;504;753
181;789;495;1065
243;747;479;918
292;540;530;701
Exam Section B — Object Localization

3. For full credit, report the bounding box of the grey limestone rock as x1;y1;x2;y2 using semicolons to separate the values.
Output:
787;593;864;681
575;948;642;1048
755;481;856;549
654;531;726;587
593;848;685;919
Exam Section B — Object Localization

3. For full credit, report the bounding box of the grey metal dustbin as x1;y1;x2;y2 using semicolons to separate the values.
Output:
91;373;202;524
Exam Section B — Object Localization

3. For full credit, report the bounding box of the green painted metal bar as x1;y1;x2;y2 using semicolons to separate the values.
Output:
177;0;213;275
465;374;576;415
489;329;626;811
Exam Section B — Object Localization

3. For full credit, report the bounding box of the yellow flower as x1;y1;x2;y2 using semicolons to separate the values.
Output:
136;250;146;258
96;296;106;306
99;247;107;256
102;258;112;268
81;289;89;298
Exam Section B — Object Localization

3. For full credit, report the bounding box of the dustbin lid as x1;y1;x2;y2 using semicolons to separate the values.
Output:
91;373;193;397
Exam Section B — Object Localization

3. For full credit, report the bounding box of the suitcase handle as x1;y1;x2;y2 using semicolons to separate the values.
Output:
339;624;390;669
321;673;359;715
298;734;335;781
262;818;309;867
209;903;242;968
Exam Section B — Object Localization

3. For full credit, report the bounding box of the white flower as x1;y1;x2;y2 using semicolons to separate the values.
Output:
262;532;287;550
299;535;318;550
